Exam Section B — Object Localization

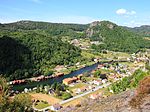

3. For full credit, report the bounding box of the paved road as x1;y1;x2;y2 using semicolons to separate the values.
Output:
33;83;111;112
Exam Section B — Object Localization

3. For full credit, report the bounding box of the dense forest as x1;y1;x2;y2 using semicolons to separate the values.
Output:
0;20;150;80
0;31;82;80
88;21;150;53
0;20;87;38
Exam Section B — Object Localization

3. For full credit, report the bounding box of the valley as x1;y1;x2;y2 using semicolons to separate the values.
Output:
0;20;150;112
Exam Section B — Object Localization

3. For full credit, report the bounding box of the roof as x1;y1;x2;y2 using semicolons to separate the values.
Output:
52;103;62;109
63;77;78;83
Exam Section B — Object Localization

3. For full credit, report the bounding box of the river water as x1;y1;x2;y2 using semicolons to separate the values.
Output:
13;63;99;91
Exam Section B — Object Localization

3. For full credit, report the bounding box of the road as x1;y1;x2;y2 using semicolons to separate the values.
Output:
33;82;111;112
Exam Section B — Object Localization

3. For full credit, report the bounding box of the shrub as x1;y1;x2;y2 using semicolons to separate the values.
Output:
129;75;150;108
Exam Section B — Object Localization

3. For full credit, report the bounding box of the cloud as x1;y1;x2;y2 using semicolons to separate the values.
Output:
116;9;136;16
116;9;127;15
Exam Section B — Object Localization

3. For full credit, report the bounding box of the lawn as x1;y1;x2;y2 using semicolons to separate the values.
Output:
34;101;50;109
69;83;88;90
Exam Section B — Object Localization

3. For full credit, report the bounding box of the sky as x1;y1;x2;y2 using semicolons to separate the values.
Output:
0;0;150;27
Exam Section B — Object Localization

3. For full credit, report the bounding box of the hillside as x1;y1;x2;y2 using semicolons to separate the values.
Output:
0;20;150;80
61;75;150;112
86;21;150;53
125;25;150;36
0;20;87;38
0;32;82;80
62;90;150;112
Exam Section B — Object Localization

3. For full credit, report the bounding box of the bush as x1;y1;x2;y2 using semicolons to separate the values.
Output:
110;69;148;94
129;76;150;108
61;92;72;100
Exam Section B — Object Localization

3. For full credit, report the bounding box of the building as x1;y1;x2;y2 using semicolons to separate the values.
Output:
12;79;26;85
76;86;88;94
51;103;62;111
90;93;99;100
63;77;78;85
90;92;102;100
55;73;64;78
93;80;102;85
102;79;108;84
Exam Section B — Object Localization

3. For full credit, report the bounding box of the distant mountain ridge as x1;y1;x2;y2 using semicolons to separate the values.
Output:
124;25;150;36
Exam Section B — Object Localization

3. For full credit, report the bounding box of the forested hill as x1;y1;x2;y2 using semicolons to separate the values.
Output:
0;20;88;38
87;21;150;53
124;25;150;36
0;20;150;80
0;32;82;80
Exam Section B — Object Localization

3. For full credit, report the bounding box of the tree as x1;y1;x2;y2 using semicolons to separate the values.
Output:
93;70;101;78
0;77;33;112
13;93;32;112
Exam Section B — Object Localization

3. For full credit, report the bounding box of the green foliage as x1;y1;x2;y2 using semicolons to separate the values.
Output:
90;21;150;53
110;69;149;94
13;93;32;111
51;82;67;92
126;25;150;36
1;20;150;80
61;92;72;100
0;77;32;112
0;20;88;38
93;70;101;78
44;70;54;76
0;32;81;80
145;61;150;71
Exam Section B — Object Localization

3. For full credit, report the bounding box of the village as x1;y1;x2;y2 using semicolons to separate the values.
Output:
8;50;150;112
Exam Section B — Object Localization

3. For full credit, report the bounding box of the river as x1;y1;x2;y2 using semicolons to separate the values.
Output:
12;63;99;91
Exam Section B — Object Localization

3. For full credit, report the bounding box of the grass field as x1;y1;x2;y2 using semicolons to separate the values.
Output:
30;93;62;105
34;101;50;109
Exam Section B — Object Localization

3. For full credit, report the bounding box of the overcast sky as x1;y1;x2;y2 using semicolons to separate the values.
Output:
0;0;150;27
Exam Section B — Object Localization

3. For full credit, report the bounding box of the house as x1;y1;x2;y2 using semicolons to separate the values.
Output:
93;58;99;62
77;74;83;79
93;80;102;85
90;93;99;100
55;73;64;78
24;88;28;93
102;79;107;84
70;39;80;46
97;64;104;69
12;80;26;85
88;85;95;90
51;103;62;111
63;77;78;85
76;86;88;94
36;75;45;81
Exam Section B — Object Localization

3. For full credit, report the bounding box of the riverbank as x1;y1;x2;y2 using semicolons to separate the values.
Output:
12;59;128;91
12;63;99;91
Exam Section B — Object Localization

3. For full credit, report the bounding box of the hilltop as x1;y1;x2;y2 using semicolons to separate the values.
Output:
125;25;150;36
86;21;150;53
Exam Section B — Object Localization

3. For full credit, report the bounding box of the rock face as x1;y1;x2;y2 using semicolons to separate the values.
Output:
60;90;150;112
86;21;100;38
